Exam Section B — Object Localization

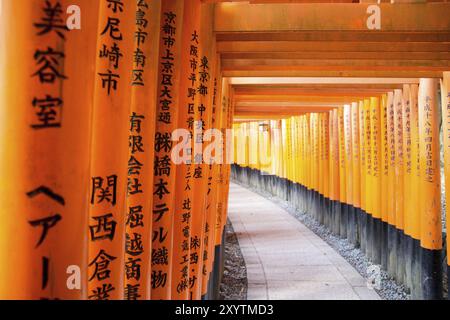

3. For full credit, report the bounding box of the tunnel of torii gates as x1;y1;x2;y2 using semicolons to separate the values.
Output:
0;0;450;301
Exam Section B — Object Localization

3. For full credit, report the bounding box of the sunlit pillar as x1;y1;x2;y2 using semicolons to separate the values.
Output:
418;78;443;300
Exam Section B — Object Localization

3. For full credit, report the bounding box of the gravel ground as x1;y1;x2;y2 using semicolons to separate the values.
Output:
218;220;248;300
285;204;410;300
234;180;410;300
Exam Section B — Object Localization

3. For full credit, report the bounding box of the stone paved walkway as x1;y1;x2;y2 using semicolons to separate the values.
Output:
227;183;381;300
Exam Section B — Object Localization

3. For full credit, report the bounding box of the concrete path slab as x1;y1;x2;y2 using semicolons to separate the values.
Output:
227;183;381;300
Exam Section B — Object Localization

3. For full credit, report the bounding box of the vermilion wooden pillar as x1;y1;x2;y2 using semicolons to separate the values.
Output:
337;107;347;238
418;78;443;300
386;91;398;279
170;0;201;300
363;98;374;260
151;0;184;300
322;112;330;228
402;85;413;243
330;109;340;236
190;2;216;300
0;0;99;299
393;89;405;284
370;97;382;264
401;84;415;292
124;0;161;300
440;72;450;300
408;84;421;299
202;59;223;299
318;114;324;214
214;79;231;248
216;79;234;244
380;94;389;270
344;105;355;244
351;102;361;246
328;112;335;214
87;0;135;300
358;100;366;227
220;82;235;244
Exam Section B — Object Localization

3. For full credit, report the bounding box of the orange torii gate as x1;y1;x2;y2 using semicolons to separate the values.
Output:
231;76;448;300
